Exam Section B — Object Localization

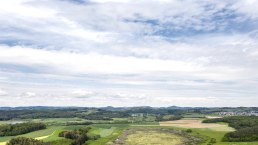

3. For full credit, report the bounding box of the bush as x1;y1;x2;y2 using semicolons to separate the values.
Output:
88;134;101;140
186;129;192;133
209;138;216;144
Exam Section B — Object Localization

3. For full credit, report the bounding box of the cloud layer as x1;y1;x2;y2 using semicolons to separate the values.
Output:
0;0;258;107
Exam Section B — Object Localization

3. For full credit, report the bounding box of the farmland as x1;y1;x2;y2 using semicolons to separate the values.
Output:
160;118;235;131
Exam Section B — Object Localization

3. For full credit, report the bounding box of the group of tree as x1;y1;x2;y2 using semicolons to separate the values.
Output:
203;116;258;142
0;122;46;136
58;127;100;145
7;137;50;145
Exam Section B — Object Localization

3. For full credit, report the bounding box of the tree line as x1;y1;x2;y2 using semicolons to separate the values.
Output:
0;122;46;136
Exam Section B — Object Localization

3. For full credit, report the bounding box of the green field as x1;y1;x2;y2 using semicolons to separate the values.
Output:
87;124;128;145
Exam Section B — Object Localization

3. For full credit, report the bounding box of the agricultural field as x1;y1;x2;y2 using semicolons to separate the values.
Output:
160;118;235;131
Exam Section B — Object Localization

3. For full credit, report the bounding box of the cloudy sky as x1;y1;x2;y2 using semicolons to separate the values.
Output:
0;0;258;107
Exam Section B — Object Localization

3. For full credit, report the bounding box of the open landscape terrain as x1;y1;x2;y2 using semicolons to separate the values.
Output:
0;107;258;145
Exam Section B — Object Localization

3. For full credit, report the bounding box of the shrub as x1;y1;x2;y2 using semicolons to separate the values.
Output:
186;129;192;133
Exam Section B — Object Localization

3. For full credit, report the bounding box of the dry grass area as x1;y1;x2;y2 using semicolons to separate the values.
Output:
125;130;182;145
110;128;202;145
160;119;234;131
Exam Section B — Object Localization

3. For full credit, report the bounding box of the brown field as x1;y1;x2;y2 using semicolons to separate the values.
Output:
160;119;234;131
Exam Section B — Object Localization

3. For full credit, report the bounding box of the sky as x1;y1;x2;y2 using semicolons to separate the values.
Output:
0;0;258;107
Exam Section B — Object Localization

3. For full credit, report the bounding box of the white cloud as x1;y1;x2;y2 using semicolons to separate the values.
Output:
0;45;203;74
0;0;57;18
71;89;95;98
21;92;36;97
0;0;258;107
233;0;258;19
0;89;7;96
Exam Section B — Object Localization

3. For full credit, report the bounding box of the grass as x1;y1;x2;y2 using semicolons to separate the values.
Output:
91;127;116;137
87;124;128;145
42;129;64;142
